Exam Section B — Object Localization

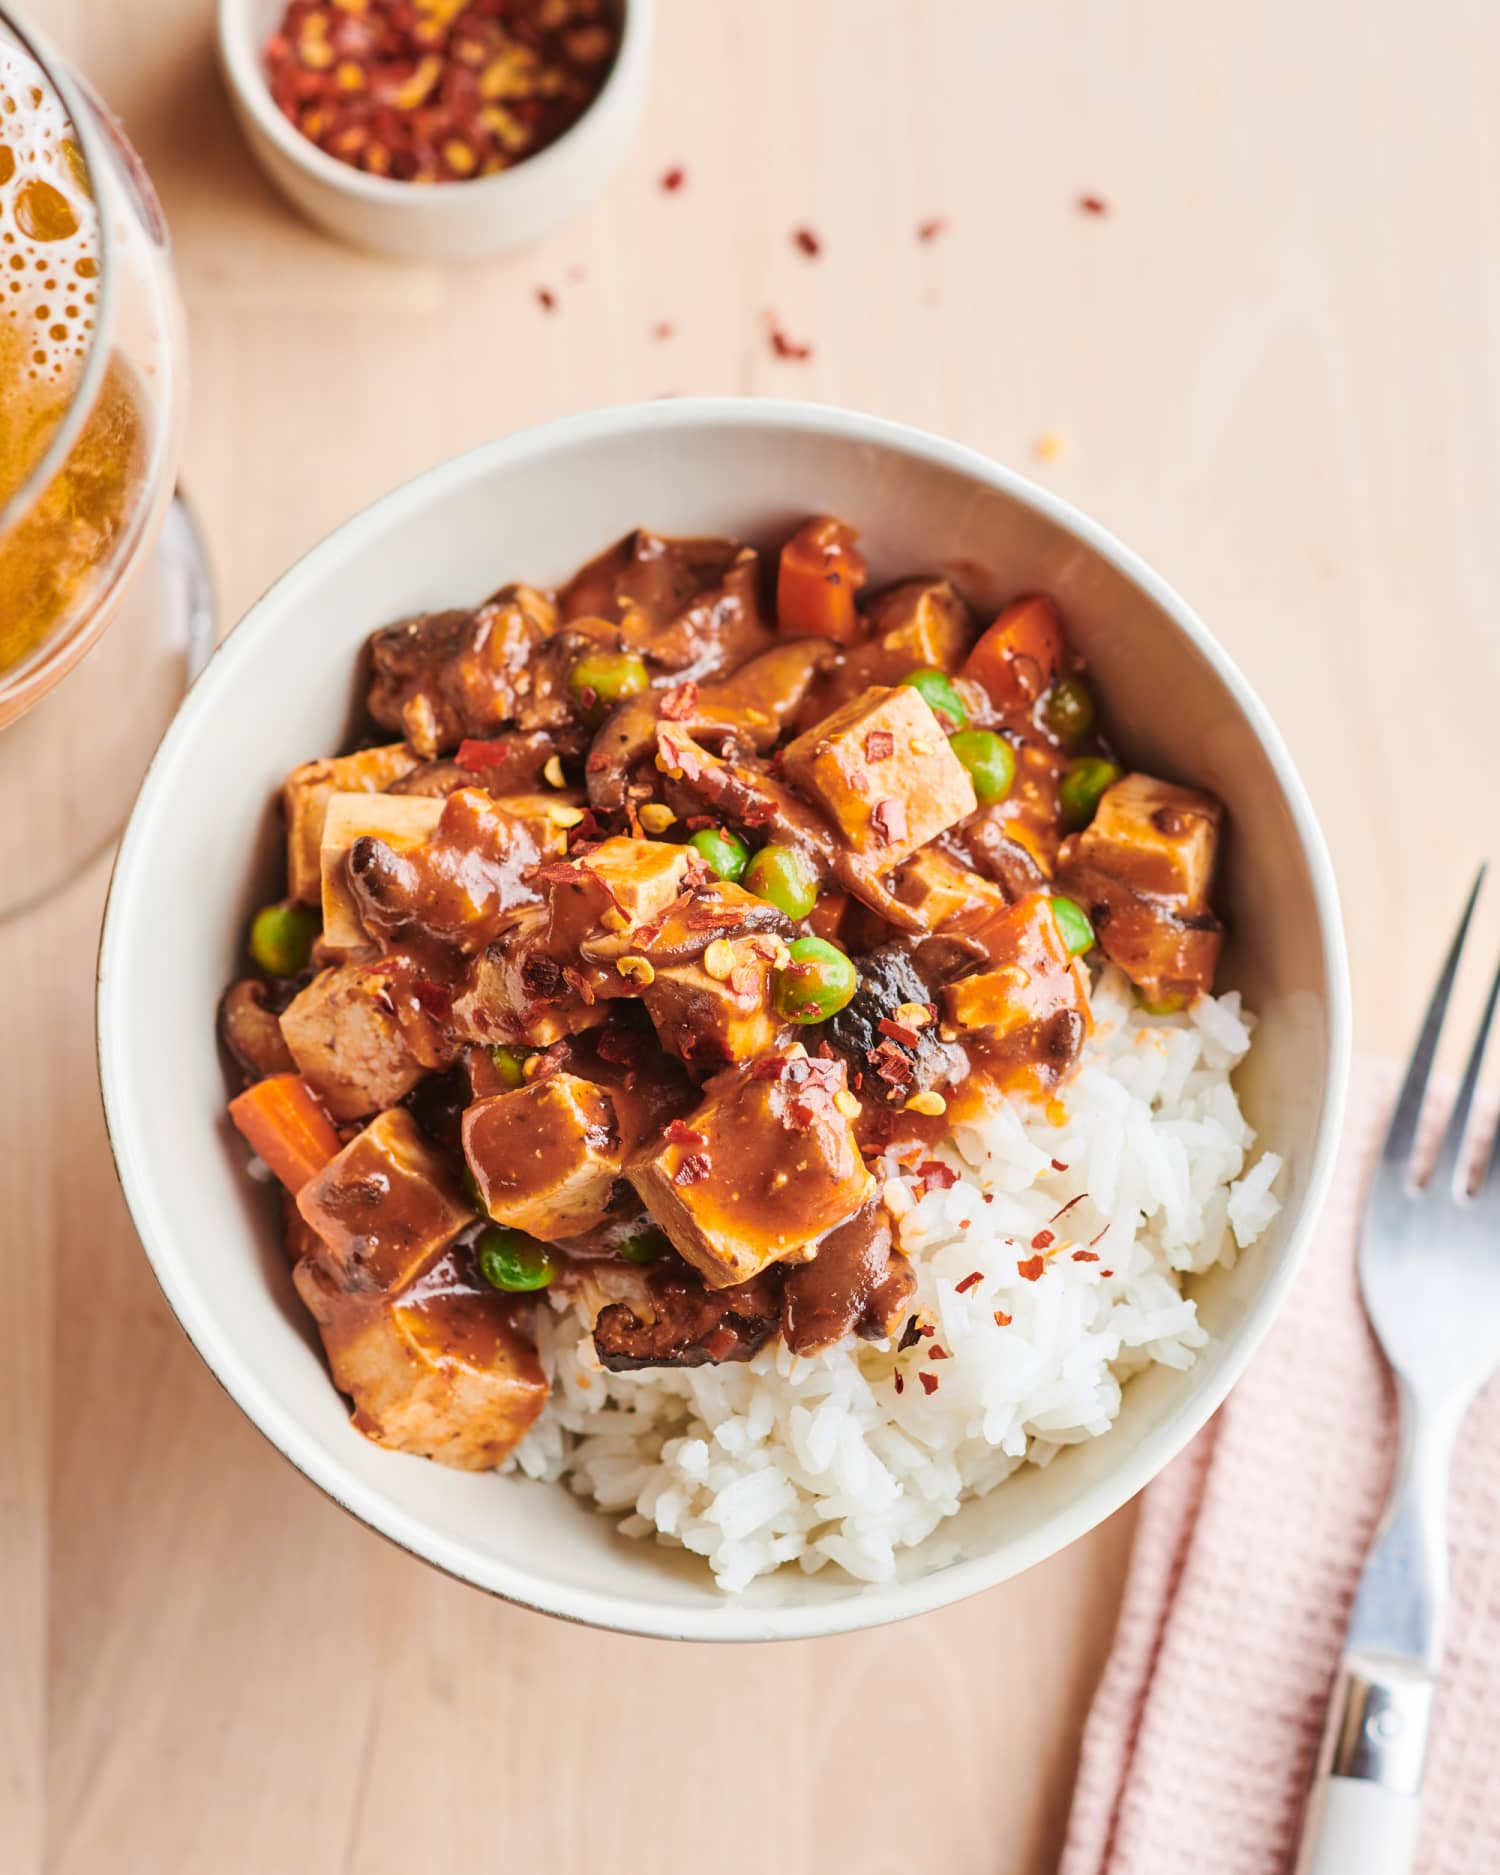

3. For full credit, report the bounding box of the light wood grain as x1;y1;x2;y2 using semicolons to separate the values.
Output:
7;0;1500;1869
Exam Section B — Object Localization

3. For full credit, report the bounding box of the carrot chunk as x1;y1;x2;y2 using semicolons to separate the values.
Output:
776;516;868;643
963;594;1067;712
228;1073;343;1193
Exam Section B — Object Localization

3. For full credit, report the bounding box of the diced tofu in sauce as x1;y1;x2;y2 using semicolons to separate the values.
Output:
279;963;426;1121
781;685;977;866
630;1051;875;1289
1056;774;1224;1002
297;1107;474;1292
320;791;445;952
941;892;1092;1054
284;743;419;905
295;1252;547;1469
463;1072;624;1240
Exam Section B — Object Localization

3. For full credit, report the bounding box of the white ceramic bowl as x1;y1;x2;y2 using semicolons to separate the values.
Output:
98;400;1350;1641
215;0;650;262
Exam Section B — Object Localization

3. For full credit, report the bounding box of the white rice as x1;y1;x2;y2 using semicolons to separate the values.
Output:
508;965;1282;1592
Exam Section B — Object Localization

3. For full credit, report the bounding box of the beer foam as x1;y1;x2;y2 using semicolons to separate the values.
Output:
0;45;100;391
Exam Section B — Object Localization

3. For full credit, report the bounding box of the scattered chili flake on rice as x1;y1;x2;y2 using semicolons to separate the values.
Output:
1017;1254;1046;1282
918;1372;940;1396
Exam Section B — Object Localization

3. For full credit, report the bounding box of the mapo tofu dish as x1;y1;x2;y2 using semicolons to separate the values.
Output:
221;515;1230;1484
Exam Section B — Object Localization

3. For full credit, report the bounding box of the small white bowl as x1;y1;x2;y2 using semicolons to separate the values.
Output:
97;400;1351;1641
216;0;650;262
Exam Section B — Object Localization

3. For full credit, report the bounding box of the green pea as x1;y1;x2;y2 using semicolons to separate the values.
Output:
1059;756;1121;830
248;901;320;977
1133;985;1189;1017
774;936;859;1024
1043;675;1095;743
489;1044;532;1090
689;826;750;883
617;1224;670;1266
476;1225;557;1292
900;667;968;729
948;728;1016;806
567;649;650;718
1052;896;1095;957
743;843;820;922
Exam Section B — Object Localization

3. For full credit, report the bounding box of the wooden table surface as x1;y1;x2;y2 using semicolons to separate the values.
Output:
8;1;1500;1869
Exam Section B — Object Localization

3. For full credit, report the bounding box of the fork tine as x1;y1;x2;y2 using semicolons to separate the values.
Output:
1379;866;1486;1186
1431;938;1500;1195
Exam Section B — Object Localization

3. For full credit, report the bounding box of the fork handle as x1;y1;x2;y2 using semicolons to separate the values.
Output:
1295;1777;1421;1875
1294;1654;1435;1875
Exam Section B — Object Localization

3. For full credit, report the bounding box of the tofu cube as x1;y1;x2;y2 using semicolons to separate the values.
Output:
630;1052;875;1289
1075;774;1221;912
297;1108;473;1294
450;910;611;1049
462;1072;624;1241
283;743;418;904
822;579;973;710
942;893;1092;1043
320;791;445;951
295;1254;548;1470
781;685;976;864
891;846;1012;933
558;836;697;955
279;962;425;1121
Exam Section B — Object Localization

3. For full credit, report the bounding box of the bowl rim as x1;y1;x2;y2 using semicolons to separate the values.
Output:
215;0;652;210
96;396;1352;1642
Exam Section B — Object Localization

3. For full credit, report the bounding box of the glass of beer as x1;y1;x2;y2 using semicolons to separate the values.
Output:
0;9;210;918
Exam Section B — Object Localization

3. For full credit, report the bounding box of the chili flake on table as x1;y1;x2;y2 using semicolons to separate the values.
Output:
263;0;622;184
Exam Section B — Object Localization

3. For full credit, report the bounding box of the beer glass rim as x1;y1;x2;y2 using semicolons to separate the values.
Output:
0;6;120;548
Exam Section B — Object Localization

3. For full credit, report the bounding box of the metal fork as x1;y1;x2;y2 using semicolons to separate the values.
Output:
1296;869;1500;1873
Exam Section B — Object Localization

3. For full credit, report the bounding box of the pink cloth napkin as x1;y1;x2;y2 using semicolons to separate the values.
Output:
1060;1059;1500;1875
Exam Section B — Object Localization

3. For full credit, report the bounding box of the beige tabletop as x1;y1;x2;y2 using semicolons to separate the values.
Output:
7;1;1498;1870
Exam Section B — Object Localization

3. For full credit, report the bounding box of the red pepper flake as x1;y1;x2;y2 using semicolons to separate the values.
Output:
868;1040;915;1086
864;729;894;763
1030;1229;1055;1251
1050;1193;1088;1226
456;736;511;770
410;977;452;1019
1088;1223;1111;1247
766;312;812;361
657;680;698;721
584;750;612;774
263;0;624;186
870;799;907;847
1078;193;1109;216
994;1310;1012;1327
1051;1158;1069;1172
1099;1269;1115;1279
673;1153;710;1186
878;1017;921;1047
1072;1250;1100;1263
928;1344;950;1361
958;1219;972;1230
793;225;821;257
535;287;557;313
918;1160;959;1193
955;1271;984;1294
918;1321;936;1338
917;215;949;242
652;319;675;341
918;1371;940;1396
893;1370;905;1395
1017;1254;1046;1282
661;165;686;192
665;1119;706;1146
